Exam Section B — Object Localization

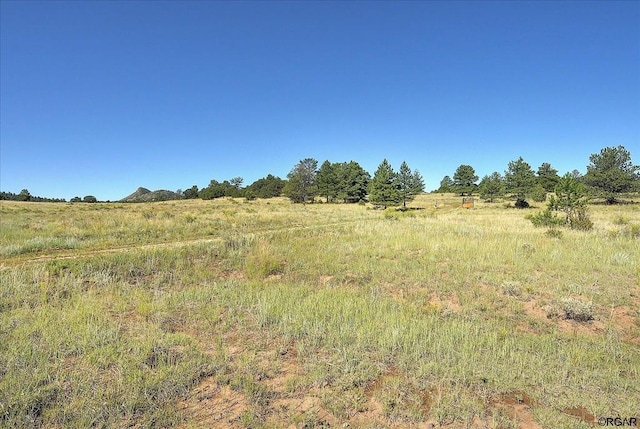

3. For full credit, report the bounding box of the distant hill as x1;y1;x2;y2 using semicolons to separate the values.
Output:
120;187;183;202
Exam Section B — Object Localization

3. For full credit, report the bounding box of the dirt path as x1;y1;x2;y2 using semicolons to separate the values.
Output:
0;219;368;269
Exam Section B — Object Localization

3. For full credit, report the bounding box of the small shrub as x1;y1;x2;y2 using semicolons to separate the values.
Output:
567;207;593;231
528;209;564;228
501;281;522;297
542;304;562;319
561;298;595;322
545;229;563;239
514;198;530;209
184;214;196;223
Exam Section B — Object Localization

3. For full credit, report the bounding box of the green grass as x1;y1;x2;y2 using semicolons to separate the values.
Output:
1;195;638;428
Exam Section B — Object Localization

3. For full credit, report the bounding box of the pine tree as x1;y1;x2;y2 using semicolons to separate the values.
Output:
583;145;639;204
284;158;318;203
536;162;560;193
337;161;370;203
368;159;400;207
505;157;537;208
478;172;504;202
452;165;478;196
437;176;454;193
316;160;339;202
397;161;424;207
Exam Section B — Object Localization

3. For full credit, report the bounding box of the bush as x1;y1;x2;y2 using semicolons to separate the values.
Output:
527;209;564;228
528;206;592;231
568;207;593;231
545;229;563;239
514;198;530;209
501;281;522;297
561;298;595;322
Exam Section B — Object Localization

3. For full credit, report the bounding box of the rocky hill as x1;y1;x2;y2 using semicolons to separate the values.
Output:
120;187;183;202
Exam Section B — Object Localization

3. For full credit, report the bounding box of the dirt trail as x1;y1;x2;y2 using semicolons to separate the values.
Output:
0;219;366;269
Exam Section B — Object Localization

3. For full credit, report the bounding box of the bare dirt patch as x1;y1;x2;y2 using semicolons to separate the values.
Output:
523;300;609;339
562;406;596;424
608;306;640;345
429;292;462;314
490;391;543;429
178;381;248;428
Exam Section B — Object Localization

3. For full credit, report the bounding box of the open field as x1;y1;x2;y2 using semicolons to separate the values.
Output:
1;195;639;428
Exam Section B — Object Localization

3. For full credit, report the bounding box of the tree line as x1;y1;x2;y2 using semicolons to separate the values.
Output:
2;145;638;205
436;145;639;206
0;189;67;203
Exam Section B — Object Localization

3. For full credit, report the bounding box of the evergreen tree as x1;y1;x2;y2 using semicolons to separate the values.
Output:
478;172;504;202
570;169;583;180
531;173;593;231
199;180;225;199
397;161;424;207
17;189;31;201
536;162;560;193
368;159;400;207
505;157;537;208
437;176;454;193
284;158;318;203
183;185;199;199
316;160;340;202
583;145;640;204
337;161;370;203
452;165;478;196
246;174;285;198
229;177;244;192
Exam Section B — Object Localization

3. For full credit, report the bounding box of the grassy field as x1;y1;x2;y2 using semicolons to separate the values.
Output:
1;195;639;428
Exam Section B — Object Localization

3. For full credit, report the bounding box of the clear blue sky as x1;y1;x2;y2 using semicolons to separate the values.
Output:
1;1;638;201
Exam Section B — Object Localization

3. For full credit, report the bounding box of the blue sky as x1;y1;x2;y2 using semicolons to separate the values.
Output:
1;1;638;201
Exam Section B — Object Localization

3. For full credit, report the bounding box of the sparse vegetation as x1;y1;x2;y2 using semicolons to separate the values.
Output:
561;298;595;322
0;194;638;428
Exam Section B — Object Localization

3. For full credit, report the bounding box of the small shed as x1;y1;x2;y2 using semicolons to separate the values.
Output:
462;197;474;209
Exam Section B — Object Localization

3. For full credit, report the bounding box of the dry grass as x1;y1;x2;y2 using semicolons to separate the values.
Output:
1;195;638;428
